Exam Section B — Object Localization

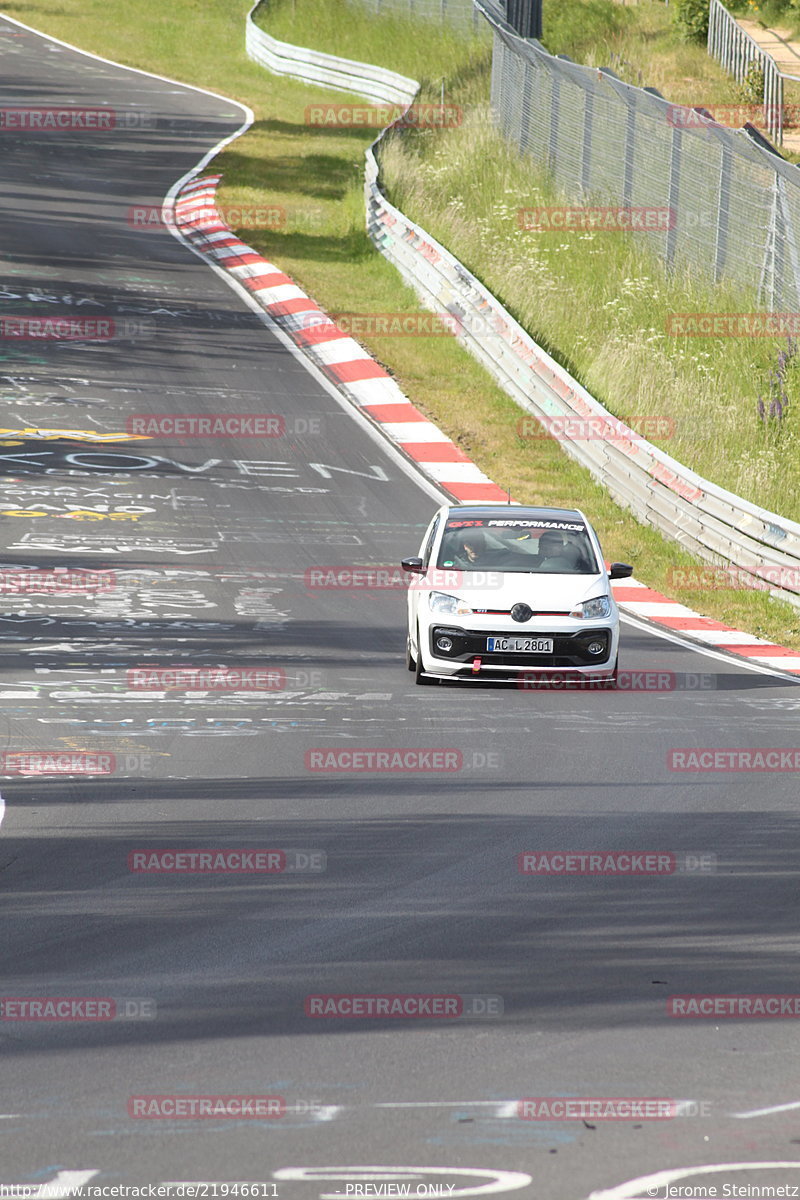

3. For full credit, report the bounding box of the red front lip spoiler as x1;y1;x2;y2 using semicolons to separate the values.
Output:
420;666;616;685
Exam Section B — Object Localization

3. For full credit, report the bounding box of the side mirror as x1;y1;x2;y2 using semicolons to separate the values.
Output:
608;562;634;580
401;556;425;574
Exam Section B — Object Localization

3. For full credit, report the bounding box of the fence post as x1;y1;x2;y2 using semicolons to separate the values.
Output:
624;99;636;208
581;88;594;195
666;122;682;268
759;176;779;309
715;140;732;282
776;176;800;309
548;60;560;173
519;55;533;155
599;69;636;207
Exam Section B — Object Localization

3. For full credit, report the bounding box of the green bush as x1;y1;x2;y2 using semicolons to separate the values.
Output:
737;59;765;102
539;0;631;59
673;0;710;42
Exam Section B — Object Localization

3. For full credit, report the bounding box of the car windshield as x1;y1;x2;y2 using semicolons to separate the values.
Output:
437;518;600;575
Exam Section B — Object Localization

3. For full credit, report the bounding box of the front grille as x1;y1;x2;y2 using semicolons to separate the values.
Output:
470;609;572;617
430;625;611;667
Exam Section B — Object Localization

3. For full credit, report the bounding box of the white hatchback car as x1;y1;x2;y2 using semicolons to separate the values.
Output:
402;505;632;686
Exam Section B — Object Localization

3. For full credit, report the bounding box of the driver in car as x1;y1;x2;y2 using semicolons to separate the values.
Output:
457;529;533;570
457;530;505;567
536;530;582;570
459;531;484;565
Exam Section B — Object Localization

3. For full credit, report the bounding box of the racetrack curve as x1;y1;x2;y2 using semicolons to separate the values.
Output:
2;15;800;1200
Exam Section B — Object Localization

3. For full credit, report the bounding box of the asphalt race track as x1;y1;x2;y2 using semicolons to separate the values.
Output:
3;16;800;1200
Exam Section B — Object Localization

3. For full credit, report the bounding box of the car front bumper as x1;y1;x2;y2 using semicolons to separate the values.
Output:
420;622;618;680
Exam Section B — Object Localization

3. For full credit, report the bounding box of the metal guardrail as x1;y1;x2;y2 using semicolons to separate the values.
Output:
363;148;800;607
708;0;785;144
245;0;800;608
246;2;417;104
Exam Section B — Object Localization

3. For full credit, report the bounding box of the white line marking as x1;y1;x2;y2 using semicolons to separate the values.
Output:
373;1100;513;1109
587;1162;800;1200
1;1172;101;1198
282;1105;343;1121
274;1167;532;1200
494;1101;520;1118
620;612;800;682
732;1099;800;1118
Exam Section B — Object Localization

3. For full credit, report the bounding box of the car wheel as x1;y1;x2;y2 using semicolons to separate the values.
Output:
414;626;435;686
406;636;416;671
603;657;619;689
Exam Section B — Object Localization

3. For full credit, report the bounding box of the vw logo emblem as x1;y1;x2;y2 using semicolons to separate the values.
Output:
511;602;532;623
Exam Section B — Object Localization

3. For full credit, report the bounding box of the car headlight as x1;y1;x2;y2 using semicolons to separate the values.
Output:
570;595;612;619
429;591;473;616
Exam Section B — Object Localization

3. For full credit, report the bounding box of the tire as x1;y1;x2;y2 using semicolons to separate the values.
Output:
603;657;619;689
406;635;416;671
414;625;436;685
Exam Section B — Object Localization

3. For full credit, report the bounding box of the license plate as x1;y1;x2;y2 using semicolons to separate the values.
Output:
486;636;553;653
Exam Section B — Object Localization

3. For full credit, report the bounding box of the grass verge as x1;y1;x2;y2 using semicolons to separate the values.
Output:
9;0;800;648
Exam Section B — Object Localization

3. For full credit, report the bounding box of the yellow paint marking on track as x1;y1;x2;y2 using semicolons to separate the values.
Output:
0;427;151;441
